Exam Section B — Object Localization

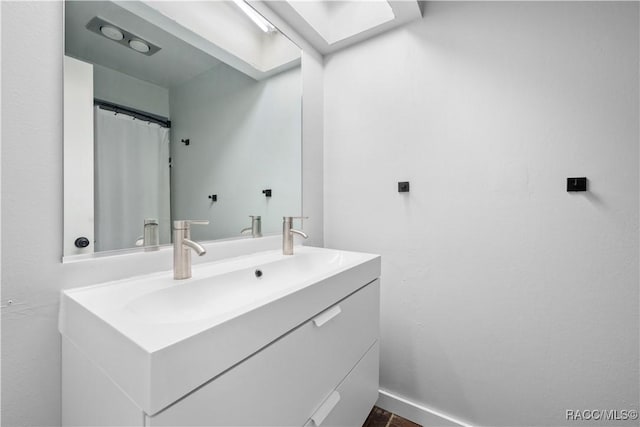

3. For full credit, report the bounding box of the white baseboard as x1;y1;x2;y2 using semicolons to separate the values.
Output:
376;389;473;427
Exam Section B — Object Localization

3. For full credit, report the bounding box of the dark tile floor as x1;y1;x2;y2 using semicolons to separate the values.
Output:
362;406;421;427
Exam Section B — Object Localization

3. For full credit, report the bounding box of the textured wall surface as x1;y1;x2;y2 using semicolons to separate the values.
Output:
324;2;639;426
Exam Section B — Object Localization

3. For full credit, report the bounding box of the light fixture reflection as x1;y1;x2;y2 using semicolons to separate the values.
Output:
129;39;150;53
100;25;124;41
232;0;276;33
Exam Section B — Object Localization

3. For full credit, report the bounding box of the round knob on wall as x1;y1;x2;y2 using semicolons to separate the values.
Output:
74;237;90;248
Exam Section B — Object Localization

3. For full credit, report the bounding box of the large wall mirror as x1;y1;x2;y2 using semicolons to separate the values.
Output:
63;0;302;257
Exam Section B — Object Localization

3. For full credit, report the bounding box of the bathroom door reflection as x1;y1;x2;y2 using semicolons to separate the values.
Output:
94;107;171;251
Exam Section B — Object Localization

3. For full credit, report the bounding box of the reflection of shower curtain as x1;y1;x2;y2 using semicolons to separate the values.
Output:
94;107;171;252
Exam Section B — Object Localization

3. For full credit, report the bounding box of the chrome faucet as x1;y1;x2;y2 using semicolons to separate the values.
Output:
282;216;308;255
173;220;209;280
241;215;262;238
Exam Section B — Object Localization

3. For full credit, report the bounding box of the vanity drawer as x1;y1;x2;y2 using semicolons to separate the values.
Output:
148;279;380;426
305;341;380;427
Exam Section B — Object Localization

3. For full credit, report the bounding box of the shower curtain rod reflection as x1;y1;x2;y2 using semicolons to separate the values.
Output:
94;99;171;128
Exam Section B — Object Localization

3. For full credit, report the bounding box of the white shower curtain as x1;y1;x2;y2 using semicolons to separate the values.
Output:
94;107;171;252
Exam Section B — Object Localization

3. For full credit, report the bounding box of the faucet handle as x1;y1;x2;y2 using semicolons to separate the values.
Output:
144;218;159;226
174;220;210;230
249;215;261;220
283;216;309;220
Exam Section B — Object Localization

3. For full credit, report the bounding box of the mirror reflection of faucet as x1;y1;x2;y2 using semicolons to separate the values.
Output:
241;215;262;238
173;220;209;280
283;216;308;255
135;218;159;250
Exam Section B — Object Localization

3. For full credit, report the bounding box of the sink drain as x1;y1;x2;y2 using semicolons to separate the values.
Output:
255;269;263;278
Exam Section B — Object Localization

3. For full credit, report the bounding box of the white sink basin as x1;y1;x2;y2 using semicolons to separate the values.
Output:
59;246;380;416
125;249;346;325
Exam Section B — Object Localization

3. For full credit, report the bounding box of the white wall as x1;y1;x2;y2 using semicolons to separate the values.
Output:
324;2;639;426
249;1;324;247
63;56;94;256
93;63;170;118
0;2;323;425
170;63;302;241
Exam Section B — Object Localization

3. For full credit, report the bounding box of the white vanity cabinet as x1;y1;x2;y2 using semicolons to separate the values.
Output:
61;247;381;427
148;280;380;427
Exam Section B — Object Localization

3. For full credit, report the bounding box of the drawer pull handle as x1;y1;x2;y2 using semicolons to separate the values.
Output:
310;391;341;426
313;305;342;327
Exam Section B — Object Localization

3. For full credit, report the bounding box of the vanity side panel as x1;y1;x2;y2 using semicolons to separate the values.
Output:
62;337;144;427
60;295;151;411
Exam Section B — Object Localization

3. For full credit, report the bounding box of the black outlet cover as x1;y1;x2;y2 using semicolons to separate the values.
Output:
398;182;410;193
567;177;587;192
